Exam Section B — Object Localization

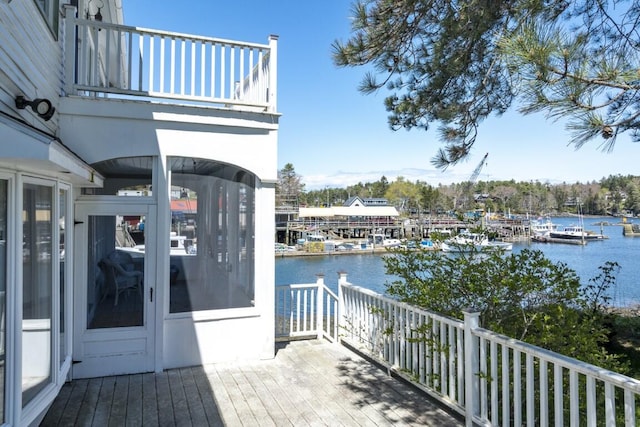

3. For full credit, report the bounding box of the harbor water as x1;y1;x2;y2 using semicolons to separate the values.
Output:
276;216;640;307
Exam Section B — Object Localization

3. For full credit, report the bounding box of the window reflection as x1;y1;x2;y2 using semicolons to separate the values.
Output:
22;183;53;407
59;188;66;369
0;180;7;422
168;158;255;313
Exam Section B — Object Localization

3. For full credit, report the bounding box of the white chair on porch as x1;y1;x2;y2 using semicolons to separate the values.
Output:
100;251;143;306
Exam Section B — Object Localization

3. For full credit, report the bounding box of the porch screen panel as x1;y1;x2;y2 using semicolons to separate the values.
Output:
0;180;7;422
22;183;54;407
168;157;255;313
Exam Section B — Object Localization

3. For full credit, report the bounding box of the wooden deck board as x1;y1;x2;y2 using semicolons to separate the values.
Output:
41;340;462;426
141;373;159;426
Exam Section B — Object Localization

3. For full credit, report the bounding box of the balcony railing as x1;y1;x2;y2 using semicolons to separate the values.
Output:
63;6;277;111
277;274;640;426
275;275;339;342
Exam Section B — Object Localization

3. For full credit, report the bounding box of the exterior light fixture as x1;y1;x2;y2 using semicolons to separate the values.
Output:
15;96;56;121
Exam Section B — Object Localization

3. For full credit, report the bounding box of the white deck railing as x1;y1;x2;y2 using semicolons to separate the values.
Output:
275;275;339;342
276;274;640;426
63;6;277;111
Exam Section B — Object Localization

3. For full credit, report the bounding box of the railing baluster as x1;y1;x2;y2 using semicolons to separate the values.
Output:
502;345;510;427
249;49;254;100
480;337;487;420
149;36;155;92
490;340;498;426
137;33;143;91
604;382;615;425
586;376;596;427
159;36;165;93
514;350;522;427
190;40;196;95
540;359;549;427
570;370;579;427
180;38;186;95
116;29;123;89
170;38;176;93
200;43;206;97
105;27;112;88
440;320;447;396
526;353;534;427
211;44;216;98
554;364;563;426
220;45;226;99
229;46;235;99
624;389;635;426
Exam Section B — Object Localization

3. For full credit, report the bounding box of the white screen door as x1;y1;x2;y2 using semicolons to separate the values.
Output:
72;199;156;378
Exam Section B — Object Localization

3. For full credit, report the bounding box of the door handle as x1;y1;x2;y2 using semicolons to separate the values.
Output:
150;287;153;302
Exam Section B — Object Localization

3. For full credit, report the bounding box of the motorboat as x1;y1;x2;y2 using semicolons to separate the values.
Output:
549;225;605;241
369;234;401;247
441;231;513;252
120;232;196;256
530;217;558;237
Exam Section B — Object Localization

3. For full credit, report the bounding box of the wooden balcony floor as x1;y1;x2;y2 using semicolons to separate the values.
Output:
41;340;462;426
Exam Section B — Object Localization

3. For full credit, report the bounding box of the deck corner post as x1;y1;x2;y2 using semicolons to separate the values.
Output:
463;309;480;427
316;274;325;340
267;35;278;112
337;271;347;285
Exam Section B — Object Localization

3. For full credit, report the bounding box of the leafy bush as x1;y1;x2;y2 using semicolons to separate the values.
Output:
383;246;627;372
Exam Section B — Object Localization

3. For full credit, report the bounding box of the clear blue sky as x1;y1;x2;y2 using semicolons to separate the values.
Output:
124;1;640;190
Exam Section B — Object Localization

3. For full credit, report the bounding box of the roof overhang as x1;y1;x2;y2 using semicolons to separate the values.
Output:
0;114;103;187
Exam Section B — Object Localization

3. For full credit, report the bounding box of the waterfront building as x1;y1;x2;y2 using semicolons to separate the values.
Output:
0;1;278;424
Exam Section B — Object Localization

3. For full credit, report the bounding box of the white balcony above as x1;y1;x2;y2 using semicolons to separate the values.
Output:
62;5;278;113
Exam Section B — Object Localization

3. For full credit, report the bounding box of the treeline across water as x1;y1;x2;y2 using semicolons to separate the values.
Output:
282;172;640;217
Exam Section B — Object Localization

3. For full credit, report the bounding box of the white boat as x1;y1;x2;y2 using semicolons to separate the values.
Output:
121;232;196;256
530;217;558;237
549;225;605;241
370;234;401;247
441;231;513;252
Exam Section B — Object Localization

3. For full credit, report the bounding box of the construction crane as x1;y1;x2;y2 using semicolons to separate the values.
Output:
469;152;489;185
456;153;488;215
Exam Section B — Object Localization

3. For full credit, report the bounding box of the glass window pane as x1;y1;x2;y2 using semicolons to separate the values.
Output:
59;188;67;368
0;180;7;422
87;215;144;329
22;183;53;407
168;157;255;313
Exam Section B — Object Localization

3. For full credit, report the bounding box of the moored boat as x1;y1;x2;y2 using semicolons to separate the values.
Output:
549;225;605;241
441;231;513;252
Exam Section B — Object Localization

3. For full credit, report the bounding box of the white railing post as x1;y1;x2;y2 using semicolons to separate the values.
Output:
267;35;278;112
62;4;78;96
463;310;480;427
316;274;324;340
337;271;348;286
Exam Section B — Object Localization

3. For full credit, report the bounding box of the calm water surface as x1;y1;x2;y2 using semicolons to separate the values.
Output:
275;216;640;307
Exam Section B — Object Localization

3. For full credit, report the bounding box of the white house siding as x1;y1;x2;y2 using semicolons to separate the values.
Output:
0;1;63;135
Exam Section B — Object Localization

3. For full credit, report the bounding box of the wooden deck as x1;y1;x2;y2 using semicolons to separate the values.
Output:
41;340;462;426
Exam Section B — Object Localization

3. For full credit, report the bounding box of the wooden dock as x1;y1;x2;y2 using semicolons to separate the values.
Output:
41;340;462;426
